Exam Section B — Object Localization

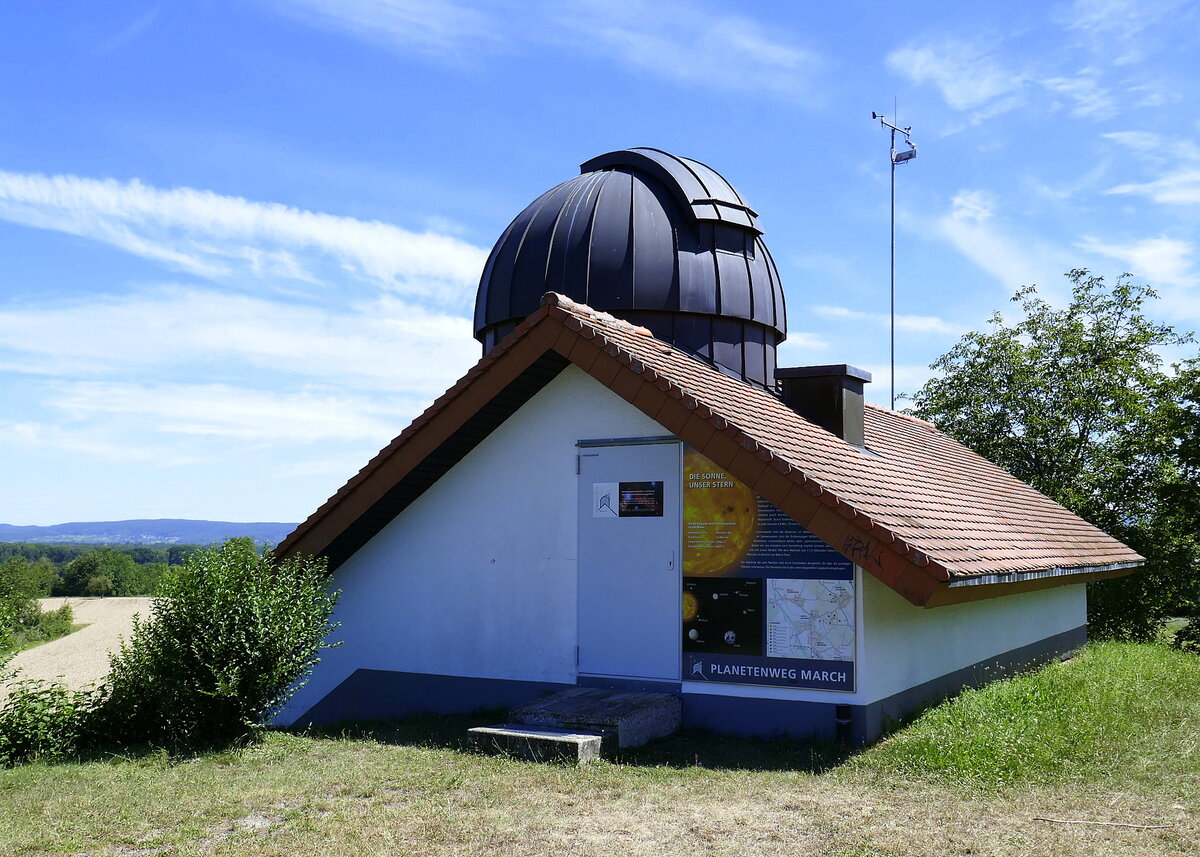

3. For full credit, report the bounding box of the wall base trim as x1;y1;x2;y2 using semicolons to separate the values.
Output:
290;670;573;727
288;625;1088;743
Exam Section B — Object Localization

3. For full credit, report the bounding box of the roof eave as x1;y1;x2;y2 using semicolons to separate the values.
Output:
922;561;1143;607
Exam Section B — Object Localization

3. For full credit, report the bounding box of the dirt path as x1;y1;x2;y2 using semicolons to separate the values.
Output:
4;597;154;690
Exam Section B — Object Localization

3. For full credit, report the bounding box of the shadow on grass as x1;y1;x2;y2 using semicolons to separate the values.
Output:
301;709;859;774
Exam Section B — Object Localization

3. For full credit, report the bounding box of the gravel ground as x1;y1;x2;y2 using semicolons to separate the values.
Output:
4;597;155;690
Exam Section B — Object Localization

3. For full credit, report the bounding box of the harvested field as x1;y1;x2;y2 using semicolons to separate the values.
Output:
4;597;153;690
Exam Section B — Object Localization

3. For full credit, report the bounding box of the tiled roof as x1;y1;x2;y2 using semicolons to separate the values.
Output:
278;292;1142;607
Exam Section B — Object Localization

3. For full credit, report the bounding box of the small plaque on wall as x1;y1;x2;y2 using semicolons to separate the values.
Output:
592;481;664;517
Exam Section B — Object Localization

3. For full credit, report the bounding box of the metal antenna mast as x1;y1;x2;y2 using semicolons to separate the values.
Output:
872;110;917;409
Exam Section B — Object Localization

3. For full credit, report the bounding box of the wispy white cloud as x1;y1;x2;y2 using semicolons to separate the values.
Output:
776;332;829;357
1041;69;1116;119
1075;234;1200;321
1103;131;1200;164
0;420;180;464
888;22;1188;126
813;305;962;335
1126;79;1180;107
96;5;164;54
1107;170;1200;204
859;363;937;406
266;0;501;62
557;0;824;101
1061;0;1190;65
0;171;488;303
1026;157;1113;201
0;286;479;393
1075;234;1197;287
886;35;1031;122
268;0;824;102
1101;131;1200;204
0;378;414;468
936;190;1068;291
50;381;406;444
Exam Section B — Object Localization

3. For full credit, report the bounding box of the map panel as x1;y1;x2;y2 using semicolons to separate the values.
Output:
766;578;855;661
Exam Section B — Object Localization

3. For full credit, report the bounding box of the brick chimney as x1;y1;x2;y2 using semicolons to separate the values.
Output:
777;364;872;447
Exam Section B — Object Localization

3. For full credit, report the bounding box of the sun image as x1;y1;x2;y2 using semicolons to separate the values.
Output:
682;590;699;623
682;448;758;576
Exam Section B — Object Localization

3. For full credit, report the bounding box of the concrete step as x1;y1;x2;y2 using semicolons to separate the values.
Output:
467;723;604;763
509;687;681;749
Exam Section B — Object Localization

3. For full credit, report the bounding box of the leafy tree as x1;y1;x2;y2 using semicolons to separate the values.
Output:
0;566;19;656
0;556;56;600
0;559;72;657
60;550;139;596
1168;358;1200;637
167;545;199;566
910;270;1197;639
125;546;160;564
84;576;114;597
0;560;36;648
115;562;167;597
26;558;59;597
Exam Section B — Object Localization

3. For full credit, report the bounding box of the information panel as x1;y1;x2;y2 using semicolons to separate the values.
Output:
681;447;855;691
592;481;664;518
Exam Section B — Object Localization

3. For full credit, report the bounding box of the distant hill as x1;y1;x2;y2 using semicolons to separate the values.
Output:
0;519;297;546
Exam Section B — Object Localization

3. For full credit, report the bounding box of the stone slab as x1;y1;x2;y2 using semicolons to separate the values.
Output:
509;687;681;748
467;723;603;764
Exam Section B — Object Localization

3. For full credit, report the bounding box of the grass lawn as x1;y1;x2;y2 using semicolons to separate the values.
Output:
1;641;1197;857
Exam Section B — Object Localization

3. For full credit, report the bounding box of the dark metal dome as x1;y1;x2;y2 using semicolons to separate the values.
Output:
474;147;787;390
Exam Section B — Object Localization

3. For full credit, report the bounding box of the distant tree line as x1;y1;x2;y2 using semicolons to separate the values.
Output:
0;542;200;568
0;544;207;599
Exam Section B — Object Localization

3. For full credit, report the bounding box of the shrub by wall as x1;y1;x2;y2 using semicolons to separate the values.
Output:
89;539;339;748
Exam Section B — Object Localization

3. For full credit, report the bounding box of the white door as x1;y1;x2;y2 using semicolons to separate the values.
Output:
577;440;681;681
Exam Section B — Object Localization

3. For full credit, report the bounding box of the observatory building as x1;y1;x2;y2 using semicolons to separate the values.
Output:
274;149;1141;743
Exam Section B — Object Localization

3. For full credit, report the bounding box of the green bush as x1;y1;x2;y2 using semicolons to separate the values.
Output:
1;602;74;654
1174;618;1200;654
0;679;92;766
90;539;339;748
35;604;74;640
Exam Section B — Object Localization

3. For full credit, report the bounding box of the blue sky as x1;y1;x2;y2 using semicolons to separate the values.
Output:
2;0;1198;525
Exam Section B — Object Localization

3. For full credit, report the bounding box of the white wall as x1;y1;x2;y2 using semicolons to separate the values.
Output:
857;573;1087;702
278;366;668;724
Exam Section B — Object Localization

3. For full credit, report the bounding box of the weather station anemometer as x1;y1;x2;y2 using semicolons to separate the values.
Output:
872;110;918;410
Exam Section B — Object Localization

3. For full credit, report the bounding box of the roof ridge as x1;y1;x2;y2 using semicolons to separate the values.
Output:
541;291;655;336
865;401;938;429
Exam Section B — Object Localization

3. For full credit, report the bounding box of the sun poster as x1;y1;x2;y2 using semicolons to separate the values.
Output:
681;447;856;691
